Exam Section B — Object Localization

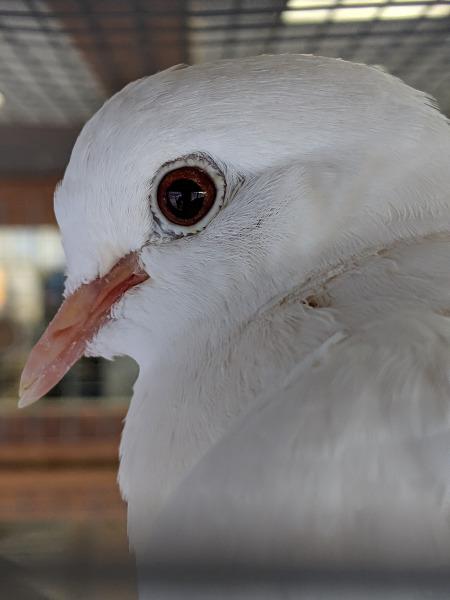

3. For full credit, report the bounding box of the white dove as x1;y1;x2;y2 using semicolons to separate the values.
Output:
19;55;450;598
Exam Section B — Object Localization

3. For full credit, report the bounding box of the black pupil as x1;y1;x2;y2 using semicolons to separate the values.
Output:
166;178;206;220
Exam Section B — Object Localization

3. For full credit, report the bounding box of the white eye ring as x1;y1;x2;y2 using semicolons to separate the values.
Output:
149;153;226;237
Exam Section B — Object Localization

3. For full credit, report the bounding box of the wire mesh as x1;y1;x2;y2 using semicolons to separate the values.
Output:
0;0;448;126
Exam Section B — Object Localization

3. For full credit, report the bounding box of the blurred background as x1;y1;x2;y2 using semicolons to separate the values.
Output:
0;0;449;597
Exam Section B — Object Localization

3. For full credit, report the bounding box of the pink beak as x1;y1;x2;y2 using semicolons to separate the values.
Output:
19;252;149;408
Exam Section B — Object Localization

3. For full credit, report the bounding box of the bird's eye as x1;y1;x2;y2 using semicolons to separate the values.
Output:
157;167;216;227
150;155;226;237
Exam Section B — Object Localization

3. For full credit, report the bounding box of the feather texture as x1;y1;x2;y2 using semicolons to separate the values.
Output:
51;54;450;597
124;236;450;566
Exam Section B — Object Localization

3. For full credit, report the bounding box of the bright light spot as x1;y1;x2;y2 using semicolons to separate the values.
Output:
332;5;380;21
426;2;450;17
283;0;450;24
0;92;5;109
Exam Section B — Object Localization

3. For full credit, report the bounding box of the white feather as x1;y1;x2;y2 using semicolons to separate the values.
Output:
52;54;450;597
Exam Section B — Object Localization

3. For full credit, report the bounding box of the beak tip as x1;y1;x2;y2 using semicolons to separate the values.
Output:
18;394;36;409
18;381;39;409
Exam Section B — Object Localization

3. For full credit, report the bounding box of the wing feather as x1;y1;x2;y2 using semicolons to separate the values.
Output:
148;309;450;570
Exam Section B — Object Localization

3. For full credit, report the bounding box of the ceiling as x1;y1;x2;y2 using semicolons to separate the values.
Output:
0;0;449;173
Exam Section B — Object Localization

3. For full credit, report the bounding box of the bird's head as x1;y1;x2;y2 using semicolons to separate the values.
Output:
19;55;450;407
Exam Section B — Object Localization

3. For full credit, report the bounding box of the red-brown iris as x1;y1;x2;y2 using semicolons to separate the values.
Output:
157;167;217;226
